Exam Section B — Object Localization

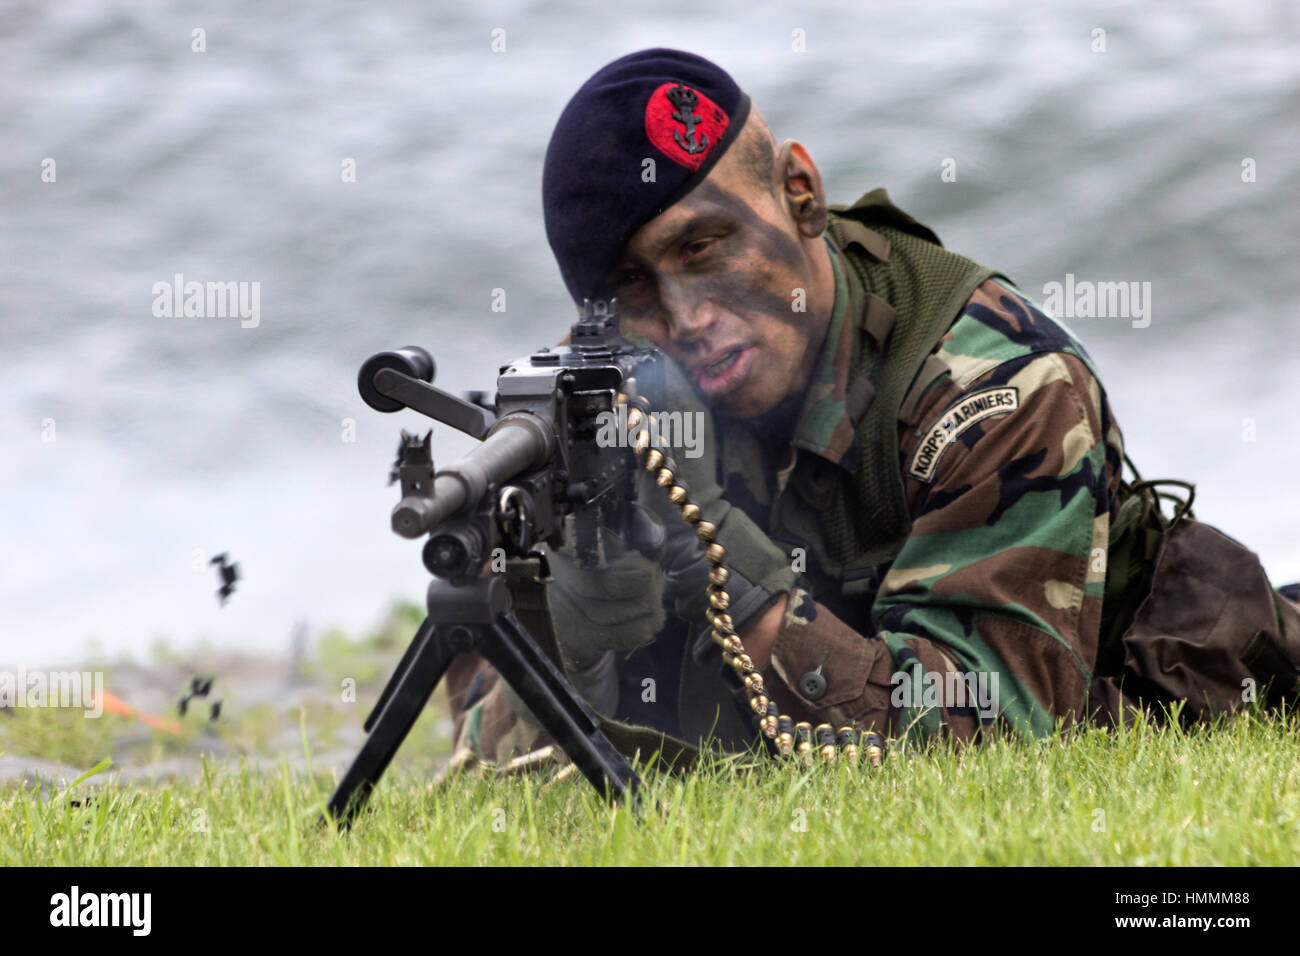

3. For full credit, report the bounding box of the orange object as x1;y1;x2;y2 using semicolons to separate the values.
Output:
96;689;183;735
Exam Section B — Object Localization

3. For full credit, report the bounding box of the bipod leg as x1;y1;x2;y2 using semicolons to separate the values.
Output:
364;616;435;733
322;617;457;828
479;604;642;809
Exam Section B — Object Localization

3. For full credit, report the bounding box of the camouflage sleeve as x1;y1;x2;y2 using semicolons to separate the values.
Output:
765;280;1125;746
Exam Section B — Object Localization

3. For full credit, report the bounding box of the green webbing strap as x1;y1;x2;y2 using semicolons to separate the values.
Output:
821;190;1007;567
504;556;708;775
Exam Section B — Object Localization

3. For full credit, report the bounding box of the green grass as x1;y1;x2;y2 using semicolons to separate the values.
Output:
3;706;1298;866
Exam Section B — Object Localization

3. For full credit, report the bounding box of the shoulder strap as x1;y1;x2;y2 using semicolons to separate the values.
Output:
820;192;1008;567
828;187;945;245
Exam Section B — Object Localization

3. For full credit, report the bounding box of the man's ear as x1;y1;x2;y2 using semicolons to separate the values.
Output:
776;140;827;238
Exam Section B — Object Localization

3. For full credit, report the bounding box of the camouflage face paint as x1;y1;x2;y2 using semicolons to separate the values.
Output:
614;179;811;326
679;179;813;329
613;175;832;421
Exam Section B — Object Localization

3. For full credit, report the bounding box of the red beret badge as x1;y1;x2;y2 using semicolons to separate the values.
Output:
644;82;730;171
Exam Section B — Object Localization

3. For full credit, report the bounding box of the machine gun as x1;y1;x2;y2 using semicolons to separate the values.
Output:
324;300;663;827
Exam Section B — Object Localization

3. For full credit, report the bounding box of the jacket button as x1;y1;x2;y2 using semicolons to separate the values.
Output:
798;670;827;700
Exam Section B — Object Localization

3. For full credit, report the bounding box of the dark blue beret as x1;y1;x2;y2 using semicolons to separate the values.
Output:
542;48;751;305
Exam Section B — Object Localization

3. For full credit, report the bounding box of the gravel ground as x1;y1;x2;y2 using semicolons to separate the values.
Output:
0;646;454;795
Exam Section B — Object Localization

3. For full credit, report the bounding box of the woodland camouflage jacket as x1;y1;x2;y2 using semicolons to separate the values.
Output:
713;223;1127;744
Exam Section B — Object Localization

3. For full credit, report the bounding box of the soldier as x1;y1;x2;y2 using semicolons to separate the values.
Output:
446;48;1300;767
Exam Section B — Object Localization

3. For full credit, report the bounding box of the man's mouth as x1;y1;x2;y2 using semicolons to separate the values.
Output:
693;346;756;398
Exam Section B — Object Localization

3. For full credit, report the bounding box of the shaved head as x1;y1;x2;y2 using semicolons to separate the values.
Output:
736;109;778;194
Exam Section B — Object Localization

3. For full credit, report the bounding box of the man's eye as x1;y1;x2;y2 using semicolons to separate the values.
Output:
682;238;715;260
615;270;644;288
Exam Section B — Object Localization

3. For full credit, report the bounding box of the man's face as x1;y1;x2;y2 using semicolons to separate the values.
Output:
608;135;832;420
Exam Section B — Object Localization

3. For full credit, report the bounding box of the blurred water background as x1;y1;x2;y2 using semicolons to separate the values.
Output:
2;0;1297;665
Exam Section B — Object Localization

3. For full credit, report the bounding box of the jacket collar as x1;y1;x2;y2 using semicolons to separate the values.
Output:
785;228;891;474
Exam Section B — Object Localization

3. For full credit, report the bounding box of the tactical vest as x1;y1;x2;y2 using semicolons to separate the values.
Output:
760;189;1008;627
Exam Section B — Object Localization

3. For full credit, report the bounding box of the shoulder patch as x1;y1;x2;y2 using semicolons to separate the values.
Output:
908;386;1019;482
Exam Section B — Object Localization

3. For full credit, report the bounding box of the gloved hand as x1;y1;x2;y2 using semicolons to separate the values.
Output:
635;353;800;659
515;511;664;720
544;511;667;665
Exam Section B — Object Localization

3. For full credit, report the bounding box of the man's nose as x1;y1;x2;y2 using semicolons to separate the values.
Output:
659;278;718;347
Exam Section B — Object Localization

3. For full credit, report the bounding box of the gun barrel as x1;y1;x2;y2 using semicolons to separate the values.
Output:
392;413;555;538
